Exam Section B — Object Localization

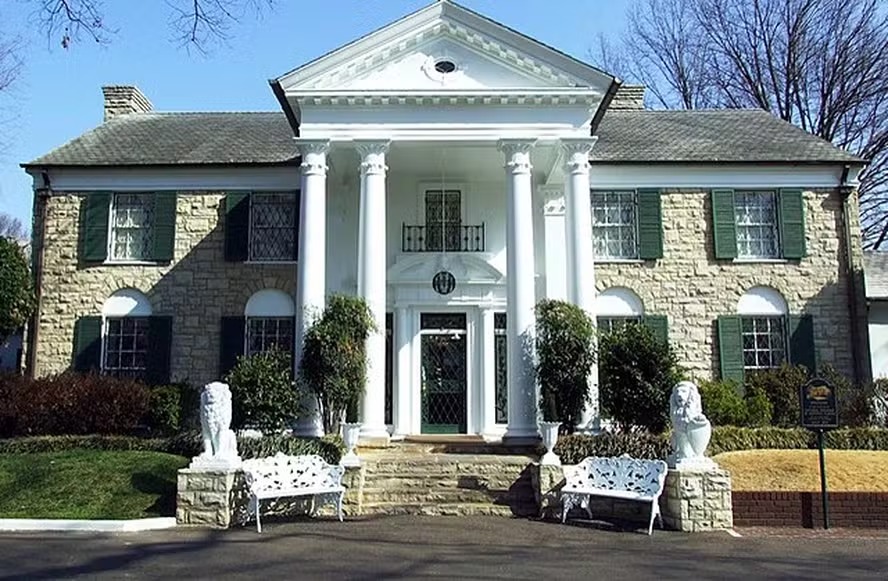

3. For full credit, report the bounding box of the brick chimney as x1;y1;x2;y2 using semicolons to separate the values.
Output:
608;84;646;110
101;85;153;121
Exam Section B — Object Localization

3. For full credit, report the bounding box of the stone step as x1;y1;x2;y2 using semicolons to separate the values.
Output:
362;475;534;492
359;502;538;517
359;486;525;505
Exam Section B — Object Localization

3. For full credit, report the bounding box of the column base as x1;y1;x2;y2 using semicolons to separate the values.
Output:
502;426;541;446
359;423;391;445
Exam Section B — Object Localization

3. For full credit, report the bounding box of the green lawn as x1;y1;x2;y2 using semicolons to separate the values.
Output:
0;450;189;519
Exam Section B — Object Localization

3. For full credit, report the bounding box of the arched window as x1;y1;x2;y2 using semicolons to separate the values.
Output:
736;286;788;371
102;289;152;377
244;289;295;356
596;287;644;333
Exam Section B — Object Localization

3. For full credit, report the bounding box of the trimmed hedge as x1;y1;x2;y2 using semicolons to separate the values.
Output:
0;432;344;464
555;427;888;464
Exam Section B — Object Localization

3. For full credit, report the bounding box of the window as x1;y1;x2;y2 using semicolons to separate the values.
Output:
596;287;644;325
425;189;462;252
244;289;295;356
741;316;786;370
101;289;152;378
591;190;637;259
735;191;780;259
247;318;294;356
110;194;154;261
597;316;642;334
249;193;298;261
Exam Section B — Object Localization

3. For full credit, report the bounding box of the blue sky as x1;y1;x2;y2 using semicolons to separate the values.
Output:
0;0;628;227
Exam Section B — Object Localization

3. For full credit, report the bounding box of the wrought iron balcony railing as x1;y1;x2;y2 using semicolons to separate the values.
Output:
401;223;486;252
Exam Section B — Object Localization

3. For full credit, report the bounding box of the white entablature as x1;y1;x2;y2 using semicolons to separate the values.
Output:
272;0;616;142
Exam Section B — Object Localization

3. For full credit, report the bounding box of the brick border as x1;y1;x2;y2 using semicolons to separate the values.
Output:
733;491;888;528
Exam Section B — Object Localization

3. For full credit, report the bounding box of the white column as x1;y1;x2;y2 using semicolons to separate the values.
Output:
561;138;600;432
357;140;391;441
480;308;497;437
499;139;539;443
394;306;412;437
293;139;330;437
542;187;567;301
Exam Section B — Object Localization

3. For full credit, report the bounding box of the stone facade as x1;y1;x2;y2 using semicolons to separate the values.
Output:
29;186;863;386
176;467;249;528
596;188;864;380
31;192;295;386
661;468;734;532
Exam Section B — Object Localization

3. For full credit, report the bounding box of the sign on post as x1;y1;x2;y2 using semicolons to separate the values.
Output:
800;377;839;429
799;377;838;530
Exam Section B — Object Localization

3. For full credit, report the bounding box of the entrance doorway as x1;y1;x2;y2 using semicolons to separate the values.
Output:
419;313;467;434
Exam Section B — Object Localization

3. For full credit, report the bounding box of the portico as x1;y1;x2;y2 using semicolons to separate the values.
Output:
275;0;613;441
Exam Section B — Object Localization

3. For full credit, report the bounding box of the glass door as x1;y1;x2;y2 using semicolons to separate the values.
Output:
420;313;467;434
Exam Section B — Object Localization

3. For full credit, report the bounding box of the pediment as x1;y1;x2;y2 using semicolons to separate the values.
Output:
276;1;614;94
388;254;505;286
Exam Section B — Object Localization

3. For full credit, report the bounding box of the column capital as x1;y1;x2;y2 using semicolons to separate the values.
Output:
560;137;598;175
296;139;330;176
356;140;391;177
498;139;536;175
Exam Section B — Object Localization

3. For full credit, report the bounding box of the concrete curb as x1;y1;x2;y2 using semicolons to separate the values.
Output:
0;517;177;532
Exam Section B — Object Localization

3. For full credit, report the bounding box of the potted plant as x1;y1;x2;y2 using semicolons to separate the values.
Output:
535;300;597;465
299;294;376;454
340;396;362;467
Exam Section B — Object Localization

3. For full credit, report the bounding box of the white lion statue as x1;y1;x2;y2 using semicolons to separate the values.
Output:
191;381;241;469
668;381;715;469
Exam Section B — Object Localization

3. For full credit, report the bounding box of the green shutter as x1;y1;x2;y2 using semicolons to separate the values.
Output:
779;189;806;259
637;189;663;260
152;192;177;262
72;316;102;372
220;316;245;377
788;314;817;374
711;189;737;259
643;315;669;344
717;315;744;383
146;316;173;385
79;193;110;263
225;193;250;262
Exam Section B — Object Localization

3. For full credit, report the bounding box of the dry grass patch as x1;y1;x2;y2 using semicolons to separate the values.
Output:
714;450;888;492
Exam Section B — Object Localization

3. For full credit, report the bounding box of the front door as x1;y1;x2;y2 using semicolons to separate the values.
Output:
420;313;467;434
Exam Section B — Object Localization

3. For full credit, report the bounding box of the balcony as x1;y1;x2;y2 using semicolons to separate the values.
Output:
401;223;486;252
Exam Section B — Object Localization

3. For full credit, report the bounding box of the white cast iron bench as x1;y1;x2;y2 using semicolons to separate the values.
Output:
242;453;345;533
560;455;668;535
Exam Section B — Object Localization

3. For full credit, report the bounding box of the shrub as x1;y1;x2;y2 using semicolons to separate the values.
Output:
598;323;683;433
871;378;888;428
698;379;747;426
0;434;169;455
534;300;596;432
744;386;774;427
818;364;868;427
300;294;375;435
745;364;809;427
145;385;183;435
0;236;36;341
0;372;150;437
555;432;671;464
226;350;300;433
238;433;343;464
708;426;888;455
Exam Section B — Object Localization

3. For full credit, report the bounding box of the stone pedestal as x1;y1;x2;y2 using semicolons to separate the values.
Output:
176;468;248;528
661;468;733;532
532;463;564;518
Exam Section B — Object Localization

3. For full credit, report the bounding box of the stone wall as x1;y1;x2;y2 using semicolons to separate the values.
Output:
597;188;863;380
33;192;295;386
661;468;734;532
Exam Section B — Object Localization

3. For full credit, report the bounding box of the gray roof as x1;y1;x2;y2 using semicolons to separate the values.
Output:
864;252;888;299
26;112;298;166
27;108;862;167
591;110;863;164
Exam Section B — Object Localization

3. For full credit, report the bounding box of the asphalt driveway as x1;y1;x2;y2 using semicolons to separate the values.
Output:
1;516;887;580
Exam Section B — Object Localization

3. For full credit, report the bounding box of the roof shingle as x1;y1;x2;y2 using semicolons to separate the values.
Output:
592;109;862;164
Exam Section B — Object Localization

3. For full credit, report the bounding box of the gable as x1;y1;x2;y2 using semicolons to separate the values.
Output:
275;1;614;94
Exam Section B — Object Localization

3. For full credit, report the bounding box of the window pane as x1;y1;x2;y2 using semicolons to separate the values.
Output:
735;191;779;259
740;316;786;372
110;194;155;261
247;317;294;356
103;316;149;379
591;190;638;259
249;194;297;261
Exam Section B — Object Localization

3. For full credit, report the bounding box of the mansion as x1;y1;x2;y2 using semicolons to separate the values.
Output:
23;0;867;441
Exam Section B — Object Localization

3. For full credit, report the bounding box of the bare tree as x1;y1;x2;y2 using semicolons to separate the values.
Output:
0;212;28;242
31;0;275;49
596;0;888;249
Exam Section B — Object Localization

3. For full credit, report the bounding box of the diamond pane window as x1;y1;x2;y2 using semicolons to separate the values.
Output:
103;317;149;378
494;313;507;424
111;194;154;261
591;190;638;259
735;191;780;259
247;317;294;356
250;193;297;261
740;316;786;370
425;189;462;252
